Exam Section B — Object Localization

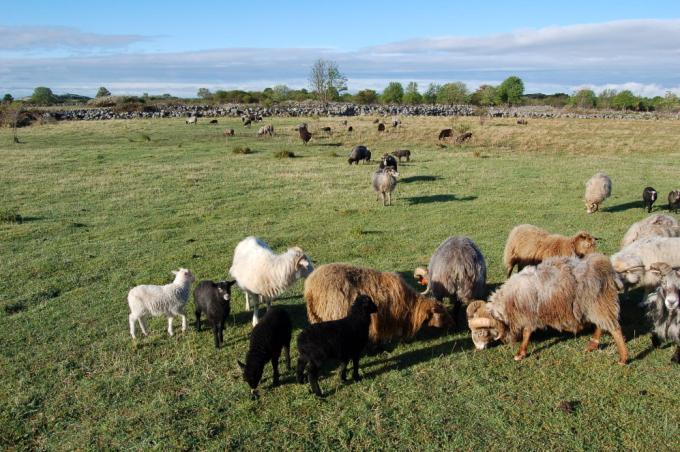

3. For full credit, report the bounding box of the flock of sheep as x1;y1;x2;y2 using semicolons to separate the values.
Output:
126;117;680;398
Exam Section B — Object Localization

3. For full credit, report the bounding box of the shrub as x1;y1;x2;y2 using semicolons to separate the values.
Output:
232;146;252;154
0;209;22;224
95;87;111;98
30;87;58;105
437;82;468;104
274;150;295;158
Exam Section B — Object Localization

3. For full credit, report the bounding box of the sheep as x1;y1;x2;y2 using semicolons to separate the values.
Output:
193;279;236;348
467;253;628;364
455;131;473;144
341;119;347;125
517;119;528;125
185;116;198;125
669;190;680;213
391;118;401;128
127;268;196;339
320;126;332;134
347;126;353;132
304;263;454;343
297;124;312;144
229;236;314;326
238;307;292;399
296;295;378;397
209;119;218;124
392;149;411;162
642;186;657;213
585;172;612;213
620;214;680;248
644;263;680;363
438;128;453;140
610;236;680;296
243;118;252;128
372;118;380;124
257;124;274;137
503;224;597;278
413;236;487;321
372;167;399;206
377;123;386;132
223;128;235;137
348;145;371;165
378;153;398;171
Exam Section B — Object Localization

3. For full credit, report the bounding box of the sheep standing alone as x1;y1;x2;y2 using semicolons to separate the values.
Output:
304;263;454;343
467;253;628;364
238;307;292;398
438;129;453;140
372;167;399;206
669;190;680;213
186;116;198;125
610;236;680;295
194;280;236;348
223;128;235;137
414;236;487;321
642;187;658;213
297;295;378;397
297;124;312;144
127;268;195;339
585;172;612;213
348;145;371;165
645;263;680;363
392;149;411;162
620;214;680;248
377;123;386;132
503;224;597;278
257;124;274;137
229;236;314;326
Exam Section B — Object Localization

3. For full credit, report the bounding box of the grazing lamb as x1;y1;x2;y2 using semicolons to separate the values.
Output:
610;236;680;295
620;214;680;248
503;224;597;278
229;236;314;326
223;128;235;137
438;128;453;140
414;236;487;321
455;131;473;144
467;253;628;364
194;279;236;348
297;124;312;144
378;153;398;171
669;190;680;213
348;145;371;165
392;149;411;162
377;123;386;132
238;307;292;399
127;268;196;339
645;263;680;363
372;167;399;206
642;187;657;213
257;124;274;137
304;263;454;343
209;119;218;124
186;116;198;125
297;295;378;397
585;172;612;213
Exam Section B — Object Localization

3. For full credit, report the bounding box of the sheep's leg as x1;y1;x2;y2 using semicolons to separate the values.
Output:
387;192;392;206
129;314;137;339
271;351;281;386
586;326;603;352
671;345;680;364
308;363;322;396
195;309;202;331
651;333;661;348
167;317;174;336
252;304;260;327
514;327;532;361
138;317;148;336
296;358;307;384
212;324;220;348
351;355;362;381
180;314;187;333
245;292;251;311
339;361;349;382
219;321;225;347
610;328;628;365
284;345;291;371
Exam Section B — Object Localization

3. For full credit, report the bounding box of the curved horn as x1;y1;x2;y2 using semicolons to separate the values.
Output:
468;317;496;329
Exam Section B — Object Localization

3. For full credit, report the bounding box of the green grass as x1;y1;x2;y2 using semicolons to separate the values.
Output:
1;116;679;450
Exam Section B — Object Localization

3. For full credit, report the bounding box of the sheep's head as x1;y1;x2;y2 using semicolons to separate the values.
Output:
573;231;597;256
292;248;314;278
466;300;506;350
414;267;429;286
217;280;236;301
426;301;454;329
172;268;195;283
649;263;680;310
611;255;644;286
237;360;261;399
585;201;599;214
351;294;378;317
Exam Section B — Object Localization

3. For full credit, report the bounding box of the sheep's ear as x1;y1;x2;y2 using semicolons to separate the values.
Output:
649;262;672;276
237;360;246;371
226;280;237;288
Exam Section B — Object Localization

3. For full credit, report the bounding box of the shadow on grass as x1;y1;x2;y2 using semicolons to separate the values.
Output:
232;300;309;330
405;194;477;205
602;200;642;213
400;175;441;183
316;142;343;147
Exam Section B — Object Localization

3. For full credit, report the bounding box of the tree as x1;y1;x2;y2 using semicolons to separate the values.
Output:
271;85;291;103
437;82;468;104
382;82;404;104
197;88;212;99
470;85;498;106
597;89;617;109
570;89;597;108
30;87;58;105
423;83;441;104
611;90;637;110
95;87;111;98
403;82;422;105
656;91;680;112
497;76;524;105
3;94;14;103
308;59;348;104
354;89;379;105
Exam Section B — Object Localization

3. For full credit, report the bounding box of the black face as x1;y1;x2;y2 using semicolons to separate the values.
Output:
354;295;378;314
217;281;236;300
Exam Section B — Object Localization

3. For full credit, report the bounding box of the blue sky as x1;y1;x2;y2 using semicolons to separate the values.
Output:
2;1;680;97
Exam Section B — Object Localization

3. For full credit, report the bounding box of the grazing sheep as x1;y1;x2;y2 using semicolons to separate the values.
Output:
378;153;398;171
585;172;612;213
348;145;371;165
503;224;597;278
620;214;680;248
127;268;196;339
347;126;353;132
320;126;332;134
669;190;680;213
392;149;411;162
372;118;380;124
243;118;252;128
392;118;401;128
229;236;314;326
186;116;198;125
377;123;386;132
467;253;628;364
414;236;487;321
610;236;680;295
372;167;399;206
238;307;292;399
438;128;453;140
257;124;274;137
223;128;235;137
194;279;236;348
645;263;680;363
517;119;528;125
455;132;472;144
209;119;218;124
304;263;454;343
296;295;378;397
642;187;657;213
297;124;312;144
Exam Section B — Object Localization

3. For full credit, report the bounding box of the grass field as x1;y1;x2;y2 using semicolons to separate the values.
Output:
1;115;679;450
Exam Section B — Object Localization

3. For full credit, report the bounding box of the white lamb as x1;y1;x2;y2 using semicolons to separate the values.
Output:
229;236;314;326
127;268;196;339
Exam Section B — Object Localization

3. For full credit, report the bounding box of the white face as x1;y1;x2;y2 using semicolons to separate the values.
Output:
471;328;494;350
172;268;195;281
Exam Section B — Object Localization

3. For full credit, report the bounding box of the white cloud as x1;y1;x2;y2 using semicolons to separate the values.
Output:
0;25;148;50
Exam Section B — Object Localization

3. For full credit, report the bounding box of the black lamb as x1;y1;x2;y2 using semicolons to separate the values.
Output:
645;263;680;363
378;153;398;171
194;279;236;348
296;295;378;397
238;307;292;398
642;186;658;213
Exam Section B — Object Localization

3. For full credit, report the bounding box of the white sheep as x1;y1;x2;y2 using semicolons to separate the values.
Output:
611;236;680;296
127;268;196;339
620;214;680;248
229;236;314;326
584;172;612;213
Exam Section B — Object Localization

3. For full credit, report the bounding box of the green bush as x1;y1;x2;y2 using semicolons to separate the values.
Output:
232;146;252;154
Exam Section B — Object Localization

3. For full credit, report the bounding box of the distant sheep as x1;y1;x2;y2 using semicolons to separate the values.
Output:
186;116;198;125
610;236;680;295
392;118;401;128
223;128;235;137
392;149;411;162
467;254;628;364
257;124;274;137
645;263;680;364
304;263;454;343
296;295;377;397
297;124;312;144
517;119;528;125
585;172;612;213
243;118;252;128
372;167;399;206
669;190;680;213
620;214;680;248
320;126;332;134
642;187;657;213
438;128;453;140
503;224;597;278
209;119;218;124
127;268;196;339
229;236;314;326
348;145;371;165
194;279;236;348
377;123;386;132
347;126;353;132
455;132;473;144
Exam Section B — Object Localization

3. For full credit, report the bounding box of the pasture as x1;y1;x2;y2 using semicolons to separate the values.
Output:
1;115;679;450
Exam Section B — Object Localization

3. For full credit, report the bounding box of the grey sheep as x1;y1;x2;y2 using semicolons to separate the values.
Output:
645;263;680;363
372;167;399;206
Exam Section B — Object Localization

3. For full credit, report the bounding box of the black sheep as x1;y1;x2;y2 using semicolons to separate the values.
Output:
296;295;378;397
438;128;453;140
348;145;371;165
379;153;398;171
642;186;658;213
377;123;386;132
392;149;411;162
238;307;292;398
668;190;680;213
194;280;236;348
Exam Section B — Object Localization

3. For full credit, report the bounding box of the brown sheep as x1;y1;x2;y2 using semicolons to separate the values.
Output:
516;119;528;125
438;128;453;140
503;224;597;278
455;131;472;144
304;263;454;343
298;124;312;144
377;123;386;132
223;128;235;137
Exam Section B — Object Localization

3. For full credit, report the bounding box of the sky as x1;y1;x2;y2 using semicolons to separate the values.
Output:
2;0;680;98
